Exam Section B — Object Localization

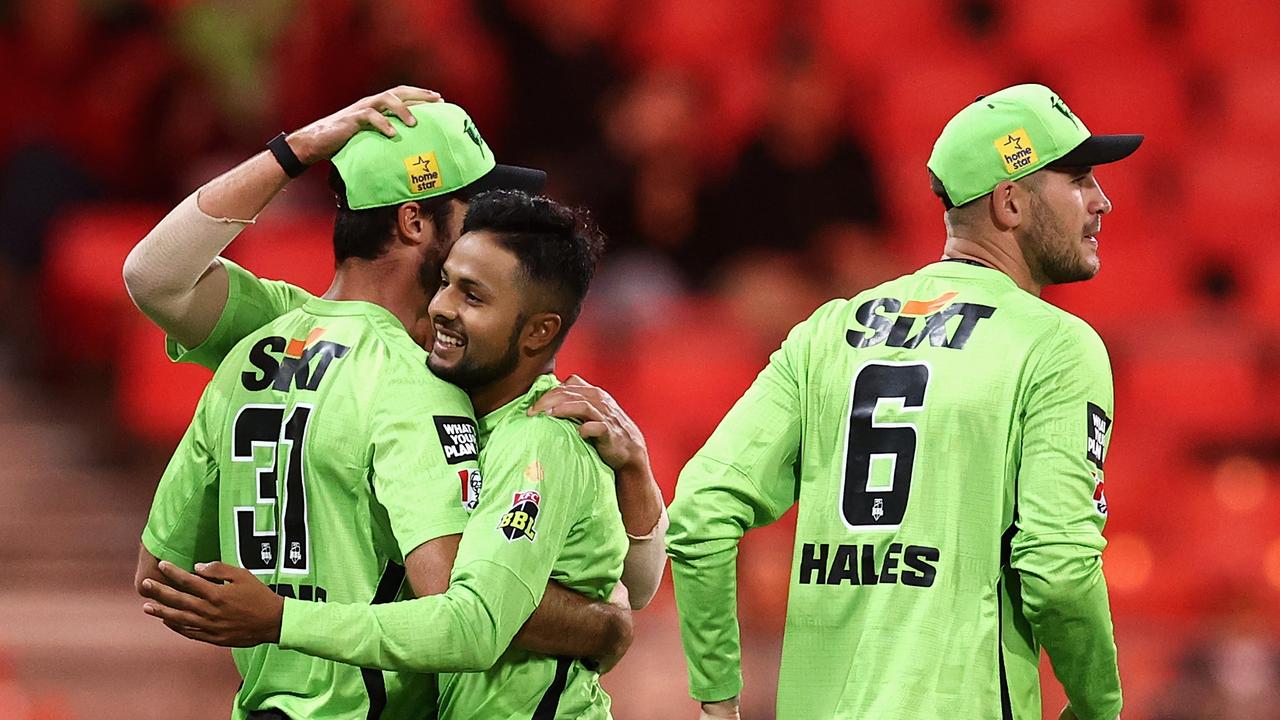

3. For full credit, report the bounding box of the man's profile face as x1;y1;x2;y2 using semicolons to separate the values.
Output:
427;230;526;390
1017;167;1111;286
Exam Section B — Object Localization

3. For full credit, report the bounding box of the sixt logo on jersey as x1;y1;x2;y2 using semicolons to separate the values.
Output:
498;490;540;542
845;292;996;351
241;328;351;392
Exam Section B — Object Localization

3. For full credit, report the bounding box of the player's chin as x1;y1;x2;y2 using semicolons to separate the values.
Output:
427;353;462;380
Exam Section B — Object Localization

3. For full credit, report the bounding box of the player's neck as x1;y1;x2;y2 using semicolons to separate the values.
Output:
940;234;1044;297
468;357;556;417
324;260;432;343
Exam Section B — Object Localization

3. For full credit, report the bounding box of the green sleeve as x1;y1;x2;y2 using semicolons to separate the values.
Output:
141;386;222;569
166;258;314;370
371;370;476;558
279;418;594;673
1011;317;1121;720
666;319;805;702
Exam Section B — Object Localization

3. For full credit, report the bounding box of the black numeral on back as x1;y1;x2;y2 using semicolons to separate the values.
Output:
840;363;930;529
231;404;313;575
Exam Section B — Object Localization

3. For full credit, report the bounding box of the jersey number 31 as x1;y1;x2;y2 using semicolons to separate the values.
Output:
231;404;313;575
839;362;930;530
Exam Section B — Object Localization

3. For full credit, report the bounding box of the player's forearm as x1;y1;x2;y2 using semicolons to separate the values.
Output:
621;507;668;609
667;462;752;701
123;148;292;348
669;545;745;702
280;561;537;673
512;581;630;658
1015;545;1122;720
616;459;664;537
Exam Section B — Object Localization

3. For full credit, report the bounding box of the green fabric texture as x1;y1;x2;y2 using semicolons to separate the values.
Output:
332;101;496;209
281;374;627;720
927;83;1092;206
165;258;314;370
144;294;478;720
667;261;1122;720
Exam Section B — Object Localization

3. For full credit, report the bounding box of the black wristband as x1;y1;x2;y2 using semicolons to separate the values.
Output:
267;132;308;178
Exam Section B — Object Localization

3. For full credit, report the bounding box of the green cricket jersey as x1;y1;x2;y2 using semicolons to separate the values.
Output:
143;286;479;720
276;373;627;720
667;261;1122;720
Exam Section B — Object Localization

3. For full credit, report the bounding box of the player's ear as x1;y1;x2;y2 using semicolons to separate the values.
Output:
522;312;562;354
990;179;1028;231
396;201;427;246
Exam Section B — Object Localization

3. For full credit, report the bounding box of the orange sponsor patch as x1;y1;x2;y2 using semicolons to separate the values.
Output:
285;327;327;358
900;292;959;316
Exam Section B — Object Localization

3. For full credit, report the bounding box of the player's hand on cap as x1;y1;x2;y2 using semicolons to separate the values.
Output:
699;697;741;719
528;374;648;473
593;581;634;675
139;560;283;648
285;86;443;165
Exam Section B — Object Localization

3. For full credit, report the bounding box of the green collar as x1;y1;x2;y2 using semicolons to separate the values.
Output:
477;373;560;444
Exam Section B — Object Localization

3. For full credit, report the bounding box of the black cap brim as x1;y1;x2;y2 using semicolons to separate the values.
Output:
1052;134;1144;168
465;163;547;196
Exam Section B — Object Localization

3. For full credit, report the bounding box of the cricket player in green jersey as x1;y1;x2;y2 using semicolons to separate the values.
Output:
131;89;664;719
667;84;1143;720
142;190;640;719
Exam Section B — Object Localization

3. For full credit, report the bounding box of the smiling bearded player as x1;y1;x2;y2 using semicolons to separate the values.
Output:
142;190;648;719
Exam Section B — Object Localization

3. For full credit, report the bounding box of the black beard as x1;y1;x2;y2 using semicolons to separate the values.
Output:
429;316;525;390
1021;197;1096;286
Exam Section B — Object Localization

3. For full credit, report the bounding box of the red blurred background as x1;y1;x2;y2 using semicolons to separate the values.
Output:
2;0;1279;718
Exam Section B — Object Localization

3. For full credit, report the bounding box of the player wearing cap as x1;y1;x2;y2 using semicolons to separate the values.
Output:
142;190;634;719
131;88;664;719
666;83;1141;720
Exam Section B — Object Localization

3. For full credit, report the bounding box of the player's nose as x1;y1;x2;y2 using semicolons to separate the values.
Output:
1091;180;1113;216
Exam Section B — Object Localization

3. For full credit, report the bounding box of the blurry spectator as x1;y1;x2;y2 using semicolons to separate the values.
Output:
1151;630;1280;720
476;0;624;166
807;224;908;300
714;250;825;352
592;67;716;290
700;49;882;282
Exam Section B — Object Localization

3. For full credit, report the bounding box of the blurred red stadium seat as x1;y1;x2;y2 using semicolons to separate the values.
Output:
115;313;210;444
810;0;966;75
614;304;767;498
222;210;335;296
1114;344;1265;437
39;204;164;372
1180;0;1280;63
988;0;1152;68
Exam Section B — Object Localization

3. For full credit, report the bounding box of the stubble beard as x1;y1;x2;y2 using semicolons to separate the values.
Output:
1020;195;1098;286
429;316;525;391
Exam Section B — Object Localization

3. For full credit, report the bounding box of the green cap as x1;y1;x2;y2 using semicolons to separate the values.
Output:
332;101;546;210
927;83;1142;207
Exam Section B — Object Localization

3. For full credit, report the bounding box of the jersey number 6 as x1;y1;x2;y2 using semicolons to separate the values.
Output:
231;404;313;575
839;362;930;530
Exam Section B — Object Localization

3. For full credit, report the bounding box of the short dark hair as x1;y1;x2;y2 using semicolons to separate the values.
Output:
328;167;460;263
461;190;605;349
928;169;958;210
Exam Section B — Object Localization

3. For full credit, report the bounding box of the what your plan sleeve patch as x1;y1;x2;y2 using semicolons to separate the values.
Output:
1086;402;1111;469
433;416;478;465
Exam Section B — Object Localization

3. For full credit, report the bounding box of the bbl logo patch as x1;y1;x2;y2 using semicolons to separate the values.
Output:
459;468;483;511
1086;402;1111;469
403;151;443;193
995;129;1038;174
434;416;478;464
497;490;540;542
1092;473;1108;516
